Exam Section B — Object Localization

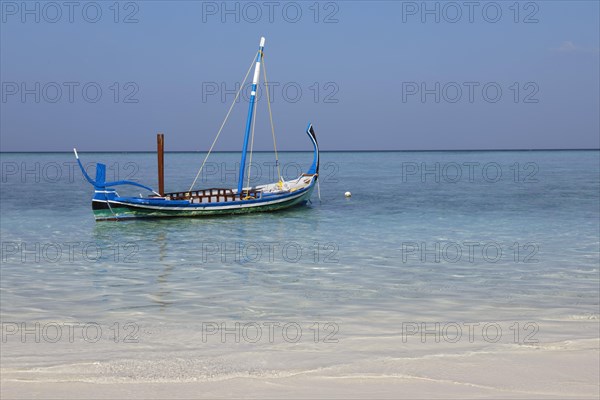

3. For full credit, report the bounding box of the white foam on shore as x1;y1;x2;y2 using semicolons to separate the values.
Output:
2;316;598;399
2;338;598;399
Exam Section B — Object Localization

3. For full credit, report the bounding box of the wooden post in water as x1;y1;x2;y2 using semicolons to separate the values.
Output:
157;133;165;196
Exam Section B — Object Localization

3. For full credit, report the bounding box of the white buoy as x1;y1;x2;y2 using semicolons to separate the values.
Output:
345;191;352;198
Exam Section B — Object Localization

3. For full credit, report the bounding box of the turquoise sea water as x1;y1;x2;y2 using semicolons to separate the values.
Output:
1;150;599;382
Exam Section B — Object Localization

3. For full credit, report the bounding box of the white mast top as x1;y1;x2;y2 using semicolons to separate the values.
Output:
252;37;265;85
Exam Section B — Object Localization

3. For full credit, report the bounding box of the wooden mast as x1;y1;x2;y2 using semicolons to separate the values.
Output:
157;133;165;196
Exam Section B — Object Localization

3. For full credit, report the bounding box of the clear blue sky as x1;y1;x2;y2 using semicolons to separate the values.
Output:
1;0;599;151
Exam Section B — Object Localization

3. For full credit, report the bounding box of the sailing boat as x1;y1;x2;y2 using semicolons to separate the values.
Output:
74;37;320;221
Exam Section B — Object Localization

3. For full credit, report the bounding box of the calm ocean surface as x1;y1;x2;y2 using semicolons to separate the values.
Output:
1;150;599;381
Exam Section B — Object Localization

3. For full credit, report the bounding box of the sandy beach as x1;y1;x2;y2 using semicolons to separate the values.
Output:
2;345;598;399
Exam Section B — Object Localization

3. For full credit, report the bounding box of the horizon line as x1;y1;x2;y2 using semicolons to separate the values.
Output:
1;148;599;154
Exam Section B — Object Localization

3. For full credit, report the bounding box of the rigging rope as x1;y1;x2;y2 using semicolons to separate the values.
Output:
262;55;283;185
188;51;259;192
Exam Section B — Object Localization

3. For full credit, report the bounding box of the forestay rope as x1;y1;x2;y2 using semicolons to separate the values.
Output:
189;50;283;194
262;55;283;185
188;51;258;192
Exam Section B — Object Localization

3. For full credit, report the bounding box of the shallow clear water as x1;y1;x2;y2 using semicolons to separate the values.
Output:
1;150;599;381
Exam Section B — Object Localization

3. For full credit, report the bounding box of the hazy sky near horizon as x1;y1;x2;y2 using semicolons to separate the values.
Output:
1;0;599;151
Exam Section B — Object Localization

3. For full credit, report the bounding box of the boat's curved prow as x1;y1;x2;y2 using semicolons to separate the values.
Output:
306;123;319;175
73;148;159;194
74;148;102;188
